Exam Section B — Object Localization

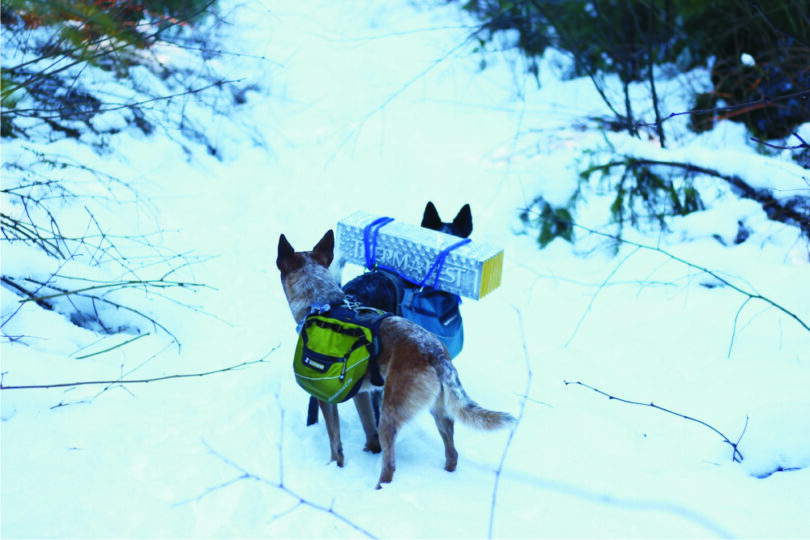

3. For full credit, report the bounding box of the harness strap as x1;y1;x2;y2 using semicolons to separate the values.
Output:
417;237;471;289
361;218;472;290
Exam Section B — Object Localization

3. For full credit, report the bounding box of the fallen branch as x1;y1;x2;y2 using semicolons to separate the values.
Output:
74;332;151;359
751;132;810;151
0;347;277;390
18;277;210;304
563;380;746;463
5;275;183;347
569;222;810;335
633;89;810;133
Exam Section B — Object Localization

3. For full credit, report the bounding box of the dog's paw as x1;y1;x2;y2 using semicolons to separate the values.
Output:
364;439;382;454
376;466;394;488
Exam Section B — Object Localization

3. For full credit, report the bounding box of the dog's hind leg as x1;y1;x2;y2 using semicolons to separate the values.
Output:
430;389;458;472
376;409;400;488
353;392;381;453
318;400;344;467
376;357;439;488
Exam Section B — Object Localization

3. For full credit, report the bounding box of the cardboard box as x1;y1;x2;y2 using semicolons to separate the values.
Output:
336;210;503;300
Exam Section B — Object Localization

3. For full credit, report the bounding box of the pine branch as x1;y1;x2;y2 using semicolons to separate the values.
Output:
584;157;810;240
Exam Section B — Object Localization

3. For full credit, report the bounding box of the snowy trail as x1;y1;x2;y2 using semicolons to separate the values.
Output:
3;1;810;538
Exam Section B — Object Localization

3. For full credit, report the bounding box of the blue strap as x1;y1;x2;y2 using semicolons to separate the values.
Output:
361;216;471;290
362;216;394;269
417;237;471;289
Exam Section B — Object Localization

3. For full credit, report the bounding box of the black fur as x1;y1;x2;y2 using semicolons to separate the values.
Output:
343;271;400;314
422;202;472;238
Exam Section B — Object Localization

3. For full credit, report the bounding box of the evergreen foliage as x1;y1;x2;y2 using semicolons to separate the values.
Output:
1;0;219;140
1;0;228;340
462;0;809;139
459;0;809;248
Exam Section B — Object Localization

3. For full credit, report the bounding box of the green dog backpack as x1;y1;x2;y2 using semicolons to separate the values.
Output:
293;304;390;404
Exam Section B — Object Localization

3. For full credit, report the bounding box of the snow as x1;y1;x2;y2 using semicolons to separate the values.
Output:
2;0;810;538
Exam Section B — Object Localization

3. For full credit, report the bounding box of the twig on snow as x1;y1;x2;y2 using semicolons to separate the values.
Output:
570;222;810;334
727;297;752;359
177;432;377;538
74;332;151;359
0;347;277;390
488;306;533;538
563;380;745;463
565;245;640;347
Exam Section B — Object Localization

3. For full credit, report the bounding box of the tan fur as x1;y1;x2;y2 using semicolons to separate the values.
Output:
277;230;515;488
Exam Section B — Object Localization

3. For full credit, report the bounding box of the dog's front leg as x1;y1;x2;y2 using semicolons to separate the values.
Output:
318;400;344;467
353;392;381;453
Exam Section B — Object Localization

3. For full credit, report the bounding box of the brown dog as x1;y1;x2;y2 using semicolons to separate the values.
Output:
277;229;515;488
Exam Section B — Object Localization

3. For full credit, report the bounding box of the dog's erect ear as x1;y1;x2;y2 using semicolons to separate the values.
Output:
311;229;334;268
452;203;473;238
277;234;301;274
421;201;442;231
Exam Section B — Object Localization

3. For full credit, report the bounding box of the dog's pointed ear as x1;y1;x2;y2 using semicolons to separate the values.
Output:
421;201;442;231
312;229;334;268
277;234;299;274
452;204;473;238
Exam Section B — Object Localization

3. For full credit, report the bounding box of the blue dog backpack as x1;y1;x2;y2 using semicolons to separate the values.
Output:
400;287;464;358
360;216;467;359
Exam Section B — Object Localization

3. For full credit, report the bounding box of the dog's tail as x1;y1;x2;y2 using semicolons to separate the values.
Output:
437;362;515;430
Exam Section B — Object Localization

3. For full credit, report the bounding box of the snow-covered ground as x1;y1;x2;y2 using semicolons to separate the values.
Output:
2;1;809;538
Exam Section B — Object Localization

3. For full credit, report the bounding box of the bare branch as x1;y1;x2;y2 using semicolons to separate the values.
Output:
8;79;239;120
750;132;810;150
177;435;378;538
569;221;810;334
565;246;641;347
563;380;745;463
727;297;752;359
633;90;810;132
0;347;278;391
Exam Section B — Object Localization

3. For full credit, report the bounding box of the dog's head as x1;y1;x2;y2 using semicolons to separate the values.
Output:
277;230;334;276
277;230;343;322
421;202;472;238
